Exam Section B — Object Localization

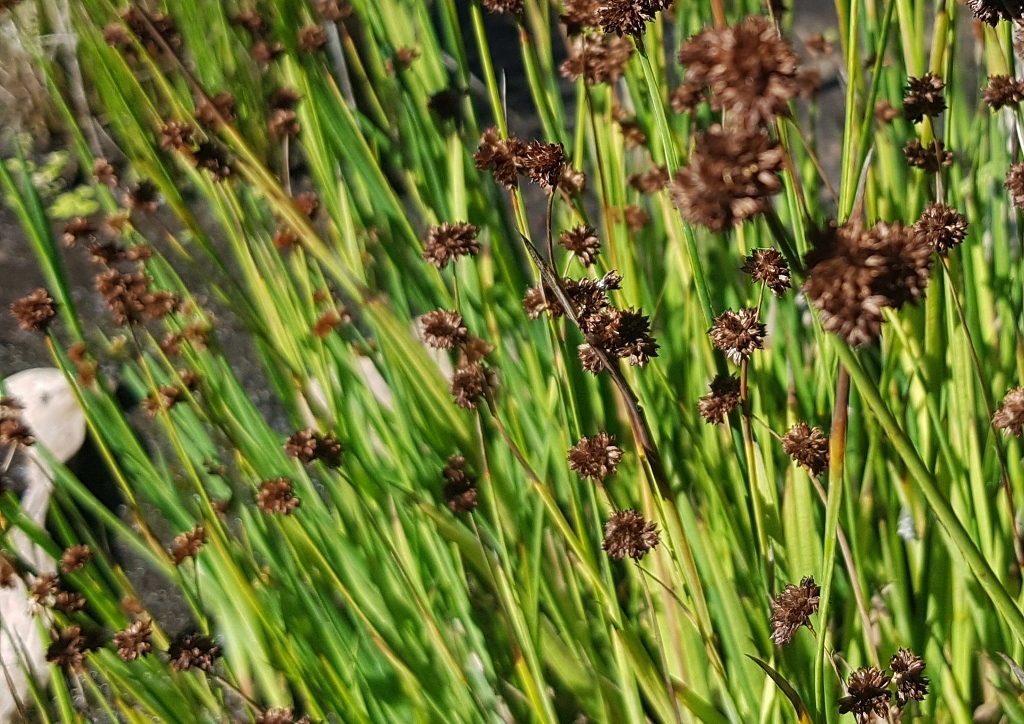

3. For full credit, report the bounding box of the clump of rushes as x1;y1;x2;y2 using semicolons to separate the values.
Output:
742;248;791;296
769;576;820;644
257;478;301;514
10;288;57;332
780;422;830;476
983;75;1024;108
114;619;153;661
170;525;205;565
601;510;659;559
803;220;933;346
168;632;222;672
902;72;946;123
838;667;892;722
993;387;1024;436
670;126;785;231
914;203;968;252
698;374;741;424
442;455;478;513
709;308;766;364
567;432;623;480
421;222;480;268
284;429;343;468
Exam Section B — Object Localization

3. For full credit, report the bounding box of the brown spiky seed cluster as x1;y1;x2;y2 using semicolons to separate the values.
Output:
46;625;101;672
11;288;57;332
442;455;478;513
60;545;92;574
1007;163;1024;209
983;75;1024;108
284;429;343;468
904;140;953;174
769;576;820;644
903;73;946;123
597;0;671;37
257;478;301;514
195;92;235;130
602;510;660;560
670;126;785;231
421;310;469;350
890;649;929;707
709;308;766;364
781;422;830;476
95;269;179;325
560;33;633;85
914;203;968;253
171;525;205;565
114;619;153;661
422;222;480;269
803;220;933;346
559;225;602;266
677;16;801;129
298;25;327;52
742;248;791;296
994;387;1024;436
449;362;496;409
169;631;222;672
474;128;576;192
698;374;742;424
567;432;623;481
839;667;892;722
968;0;1024;26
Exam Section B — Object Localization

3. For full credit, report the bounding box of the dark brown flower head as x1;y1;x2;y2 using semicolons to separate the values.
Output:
560;225;601;266
803;220;933;346
698;374;741;424
103;21;133;49
781;422;830;476
914;202;968;253
53;590;86;613
597;0;672;37
270;88;303;111
602;510;659;560
421;310;469;349
171;525;205;565
257;478;301;514
890;648;928;707
315;0;353;21
460;336;493;364
442;454;471;484
294;192;320;218
619;118;647;148
298;25;327;52
474;127;527;189
560;166;586;194
605;308;658;366
60;545;92;574
312;309;345;338
94;158;118;186
904;139;953;174
195;92;235;130
443;455;478;513
389;47;419;73
678;16;801;128
628;166;669;194
114;619;153;661
560;33;633;85
623;204;650;233
839;667;892;723
769;576;820;644
63;217;97;247
126;180;160;212
143;385;182;416
47;625;98;672
449;362;495;409
269;109;301;139
994;387;1024;436
169;632;222;672
192;142;233;182
709;308;766;364
969;0;1024;25
983;74;1024;108
482;0;523;14
95;269;165;325
1007;162;1024;209
11;288;56;332
523;285;550;319
742;248;791;295
287;429;343;468
159;121;195;151
252;41;286;63
903;72;946;123
0;396;23;421
88;241;129;266
422;222;480;269
874;100;899;123
522;141;567;190
560;0;600;33
670;125;784;231
29;573;58;604
670;81;706;114
568;432;623;480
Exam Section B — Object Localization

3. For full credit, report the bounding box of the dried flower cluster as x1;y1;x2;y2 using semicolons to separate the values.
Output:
567;432;622;481
474;128;576;192
602;510;659;560
442;455;478;513
836;650;928;721
449;361;497;409
60;545;92;574
596;0;671;37
968;0;1024;25
698;374;741;424
421;310;468;350
10;288;57;332
709;308;766;364
559;225;602;266
904;139;953;174
803;220;933;346
781;422;830;476
422;222;479;269
284;429;344;468
95;269;179;325
46;625;102;672
257;478;301;514
983;74;1024;108
914;203;968;253
171;525;205;565
741;248;791;296
994;387;1024;436
559;33;632;85
114;619;153;661
670;126;785;231
1007;163;1024;209
169;631;222;672
769;576;819;644
902;73;946;123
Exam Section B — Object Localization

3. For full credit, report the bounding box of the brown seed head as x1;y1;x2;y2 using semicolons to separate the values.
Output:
443;455;479;513
114;619;153;661
769;576;820;644
523;286;550;320
449;362;495;409
994;387;1024;436
0;418;34;449
126;180;160;212
741;248;791;295
838;667;892;722
874;100;899;123
298;25;327;52
11;288;57;332
0;552;19;588
46;625;95;672
521;141;568;190
597;0;672;37
257;478;301;514
890;648;928;707
192;142;233;182
168;631;222;672
53;590;86;613
421;310;469;350
709;308;766;364
698;374;741;424
94;158;118;186
1007;162;1024;209
781;422;830;476
171;525;205;565
258;708;311;724
628;166;670;194
284;429;343;468
560;0;600;33
30;573;58;604
567;432;623;480
195;92;235;131
482;0;523;13
230;11;267;36
474;127;527;189
602;510;659;560
315;0;354;21
967;0;1024;26
422;222;480;269
60;545;92;574
903;72;946;123
623;204;650;233
269;109;301;139
904;139;953;174
159;121;195;151
270;88;303;111
983;74;1024;108
914;202;968;253
560;33;632;85
559;225;602;266
63;217;97;248
252;41;286;63
670;125;784;231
